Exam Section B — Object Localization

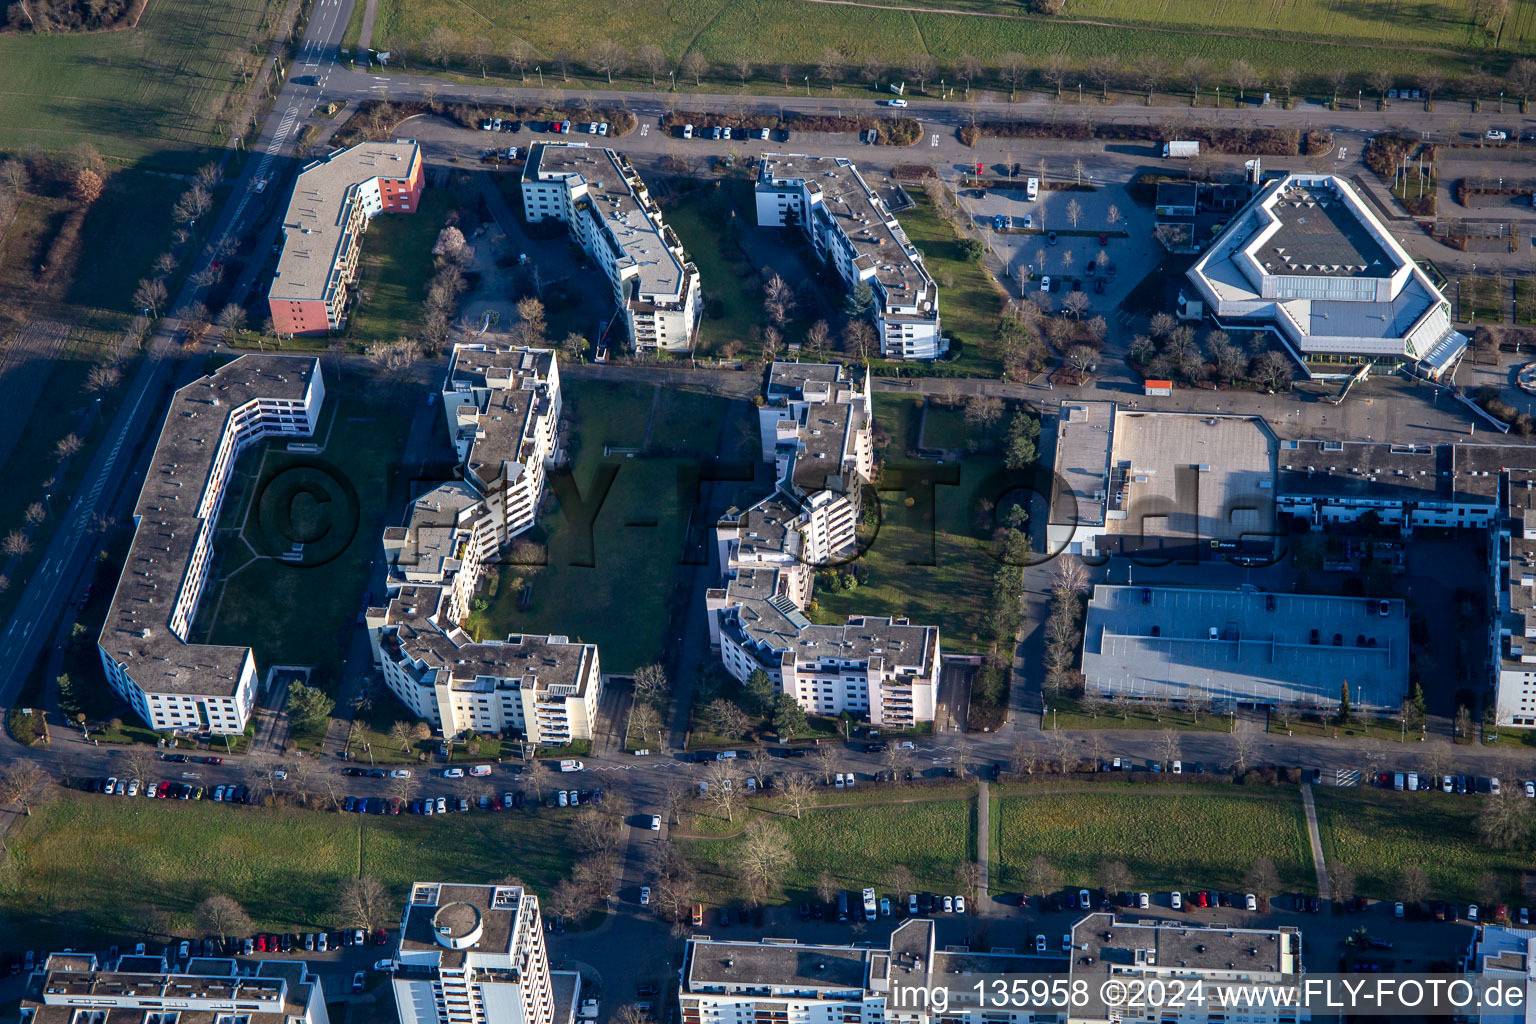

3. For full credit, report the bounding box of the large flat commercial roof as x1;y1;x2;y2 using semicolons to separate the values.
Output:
270;139;419;302
1266;188;1391;278
99;355;319;695
524;143;689;303
1278;440;1536;507
1081;585;1409;708
1105;412;1275;543
1049;401;1115;530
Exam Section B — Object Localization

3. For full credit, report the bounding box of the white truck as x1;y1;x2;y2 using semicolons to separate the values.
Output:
862;888;877;922
1025;177;1040;201
1163;140;1200;159
559;759;584;772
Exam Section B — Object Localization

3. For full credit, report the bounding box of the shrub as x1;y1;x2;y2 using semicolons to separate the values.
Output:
959;124;980;147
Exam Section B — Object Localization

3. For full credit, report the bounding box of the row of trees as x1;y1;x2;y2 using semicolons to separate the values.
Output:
1128;314;1295;392
697;668;810;745
386;28;1536;112
757;272;878;367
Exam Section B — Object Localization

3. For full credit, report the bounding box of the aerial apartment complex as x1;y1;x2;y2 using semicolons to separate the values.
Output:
1186;173;1465;379
392;882;578;1024
680;914;1305;1024
97;355;324;735
20;952;331;1024
521;142;700;353
705;363;940;727
755;154;943;360
367;345;604;744
267;139;423;335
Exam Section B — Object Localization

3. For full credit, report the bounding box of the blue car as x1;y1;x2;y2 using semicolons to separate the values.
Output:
343;796;356;812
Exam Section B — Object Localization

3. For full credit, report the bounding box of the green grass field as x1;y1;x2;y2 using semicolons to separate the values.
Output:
198;367;413;688
366;0;1511;97
1517;280;1536;325
0;0;279;168
468;377;755;672
0;791;577;952
684;794;976;903
1313;787;1530;904
811;394;1007;653
896;192;1003;373
993;785;1314;893
662;182;770;359
348;189;458;344
69;171;188;312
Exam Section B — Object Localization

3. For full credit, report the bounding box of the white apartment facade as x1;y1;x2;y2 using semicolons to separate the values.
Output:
393;882;577;1024
756;154;942;360
368;346;603;744
522;142;700;353
704;362;940;727
1464;925;1536;1024
20;952;331;1024
97;355;324;735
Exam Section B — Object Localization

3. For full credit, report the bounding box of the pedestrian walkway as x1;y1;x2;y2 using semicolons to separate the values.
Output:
976;780;993;914
1300;784;1331;900
355;0;379;51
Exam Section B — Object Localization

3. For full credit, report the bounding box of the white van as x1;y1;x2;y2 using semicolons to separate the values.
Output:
1025;177;1040;201
716;750;737;760
470;765;492;777
559;759;584;772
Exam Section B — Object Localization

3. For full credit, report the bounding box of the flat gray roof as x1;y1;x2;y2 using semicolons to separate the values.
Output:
1081;585;1409;709
398;883;527;970
1267;184;1391;278
1050;401;1115;529
270;140;420;302
685;938;871;991
1106;412;1275;543
99;355;319;695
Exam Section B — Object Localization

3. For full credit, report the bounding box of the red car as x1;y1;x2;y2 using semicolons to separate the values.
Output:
205;756;223;765
1196;891;1209;908
374;928;388;946
156;781;171;798
255;935;267;952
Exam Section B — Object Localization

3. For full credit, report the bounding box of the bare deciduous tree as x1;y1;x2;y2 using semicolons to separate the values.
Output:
781;772;815;818
196;895;253;941
336;876;391;931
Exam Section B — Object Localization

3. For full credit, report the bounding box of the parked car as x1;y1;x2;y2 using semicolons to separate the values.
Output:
955;895;967;914
1486;129;1509;141
1035;934;1047;952
1171;891;1183;910
1246;893;1258;911
942;895;954;913
640;887;651;905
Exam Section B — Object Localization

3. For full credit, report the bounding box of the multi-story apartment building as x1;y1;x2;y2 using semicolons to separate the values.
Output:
20;952;330;1024
704;363;939;727
521;142;700;354
755;154;942;360
1068;914;1307;1024
439;344;562;543
367;345;602;743
392;882;578;1024
1494;471;1536;727
267;139;423;336
97;355;324;735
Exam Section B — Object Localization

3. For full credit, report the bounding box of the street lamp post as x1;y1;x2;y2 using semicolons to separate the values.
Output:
805;75;811;97
536;66;543;86
669;70;675;91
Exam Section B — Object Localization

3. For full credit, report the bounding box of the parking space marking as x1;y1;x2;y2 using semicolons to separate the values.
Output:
640;124;649;137
931;134;939;147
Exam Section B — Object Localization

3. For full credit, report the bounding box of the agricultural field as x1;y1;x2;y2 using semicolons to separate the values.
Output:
1313;787;1530;905
0;0;280;168
364;0;1504;96
0;791;577;954
684;793;976;904
992;785;1315;893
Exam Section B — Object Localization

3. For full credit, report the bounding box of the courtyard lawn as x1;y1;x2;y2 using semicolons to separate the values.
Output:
663;184;766;358
0;0;281;168
0;792;577;953
683;793;976;904
348;188;459;344
992;785;1315;893
1313;787;1531;905
197;369;413;688
893;191;1004;375
468;377;754;672
812;393;1010;653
